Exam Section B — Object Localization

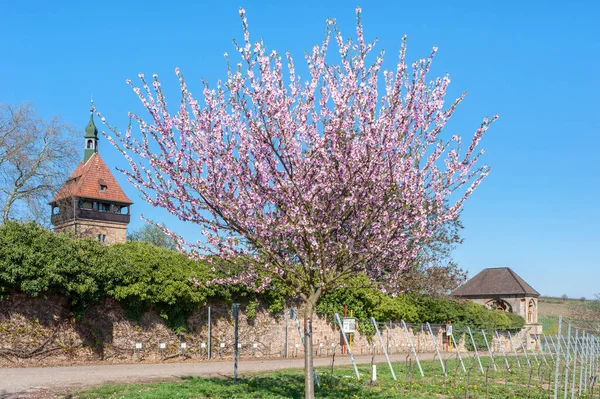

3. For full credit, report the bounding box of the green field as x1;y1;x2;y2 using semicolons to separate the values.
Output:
538;296;600;334
73;356;577;399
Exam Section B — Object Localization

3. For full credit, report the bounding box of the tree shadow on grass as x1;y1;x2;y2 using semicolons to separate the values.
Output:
181;373;381;399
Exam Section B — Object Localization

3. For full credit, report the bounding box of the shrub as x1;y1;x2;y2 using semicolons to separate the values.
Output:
0;221;525;336
317;274;524;340
0;221;124;313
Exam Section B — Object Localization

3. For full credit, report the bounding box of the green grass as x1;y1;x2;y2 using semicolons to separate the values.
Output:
72;356;571;399
538;315;558;334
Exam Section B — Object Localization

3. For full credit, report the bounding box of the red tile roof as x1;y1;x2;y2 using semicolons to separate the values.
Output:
50;153;133;204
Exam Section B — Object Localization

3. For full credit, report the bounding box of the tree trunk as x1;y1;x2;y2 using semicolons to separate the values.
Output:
2;183;19;224
2;202;10;224
2;188;17;223
304;297;316;399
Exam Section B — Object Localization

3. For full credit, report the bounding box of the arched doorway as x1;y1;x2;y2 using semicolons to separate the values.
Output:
527;299;536;323
485;298;513;313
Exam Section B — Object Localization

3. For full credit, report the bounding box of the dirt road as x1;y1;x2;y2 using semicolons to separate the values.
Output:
0;352;454;397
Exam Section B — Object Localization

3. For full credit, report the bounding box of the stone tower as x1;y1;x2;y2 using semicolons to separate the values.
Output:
49;105;132;243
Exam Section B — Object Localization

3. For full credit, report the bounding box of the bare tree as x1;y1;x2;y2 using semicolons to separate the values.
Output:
127;223;178;250
401;217;467;295
0;103;78;224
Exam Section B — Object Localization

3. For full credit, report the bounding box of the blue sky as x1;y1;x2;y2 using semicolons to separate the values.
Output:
2;0;599;298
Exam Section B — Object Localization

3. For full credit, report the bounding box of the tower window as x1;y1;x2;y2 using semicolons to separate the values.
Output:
87;140;94;149
98;178;107;193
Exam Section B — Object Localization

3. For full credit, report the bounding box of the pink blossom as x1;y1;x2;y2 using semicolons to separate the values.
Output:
102;7;494;302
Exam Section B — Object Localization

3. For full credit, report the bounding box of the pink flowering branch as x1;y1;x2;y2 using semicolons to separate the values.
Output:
98;8;495;301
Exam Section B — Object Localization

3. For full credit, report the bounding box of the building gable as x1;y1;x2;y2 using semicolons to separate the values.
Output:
452;267;540;297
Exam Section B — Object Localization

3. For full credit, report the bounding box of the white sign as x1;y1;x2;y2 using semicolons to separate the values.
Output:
237;343;242;349
201;342;206;348
135;343;142;349
342;317;356;333
446;324;453;337
159;343;166;349
180;343;187;349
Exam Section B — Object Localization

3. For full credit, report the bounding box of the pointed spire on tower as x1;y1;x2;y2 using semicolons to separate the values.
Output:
85;98;98;139
83;99;99;163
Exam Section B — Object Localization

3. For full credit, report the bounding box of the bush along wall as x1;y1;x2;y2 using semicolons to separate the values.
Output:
0;221;524;338
316;274;525;346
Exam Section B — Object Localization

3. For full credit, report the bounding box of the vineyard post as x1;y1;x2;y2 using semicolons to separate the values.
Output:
450;333;466;373
588;333;592;393
401;320;424;377
553;316;563;399
495;330;510;370
334;313;360;379
584;333;590;394
389;321;393;354
544;334;555;361
207;306;211;360
528;334;540;367
518;331;532;369
579;331;585;396
371;317;396;381
232;303;239;383
549;334;559;355
538;334;549;366
481;329;497;371
591;337;596;391
428;322;446;377
467;326;484;374
507;331;521;368
563;323;571;399
571;329;578;399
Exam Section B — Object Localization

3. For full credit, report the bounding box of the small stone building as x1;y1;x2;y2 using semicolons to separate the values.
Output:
49;107;132;244
452;267;542;334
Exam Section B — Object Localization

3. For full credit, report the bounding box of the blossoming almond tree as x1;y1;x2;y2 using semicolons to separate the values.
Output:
99;8;495;397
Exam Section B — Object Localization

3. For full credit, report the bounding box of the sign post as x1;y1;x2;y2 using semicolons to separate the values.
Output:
446;322;453;350
343;317;356;336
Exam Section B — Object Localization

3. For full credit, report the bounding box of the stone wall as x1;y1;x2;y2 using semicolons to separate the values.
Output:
0;293;534;367
53;219;127;244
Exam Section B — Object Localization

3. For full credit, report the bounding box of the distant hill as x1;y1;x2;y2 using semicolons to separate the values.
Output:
538;296;600;334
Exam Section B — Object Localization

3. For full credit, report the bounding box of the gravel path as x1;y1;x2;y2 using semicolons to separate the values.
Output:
0;352;455;397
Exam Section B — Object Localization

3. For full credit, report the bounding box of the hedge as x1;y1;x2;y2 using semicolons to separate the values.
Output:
0;221;524;337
